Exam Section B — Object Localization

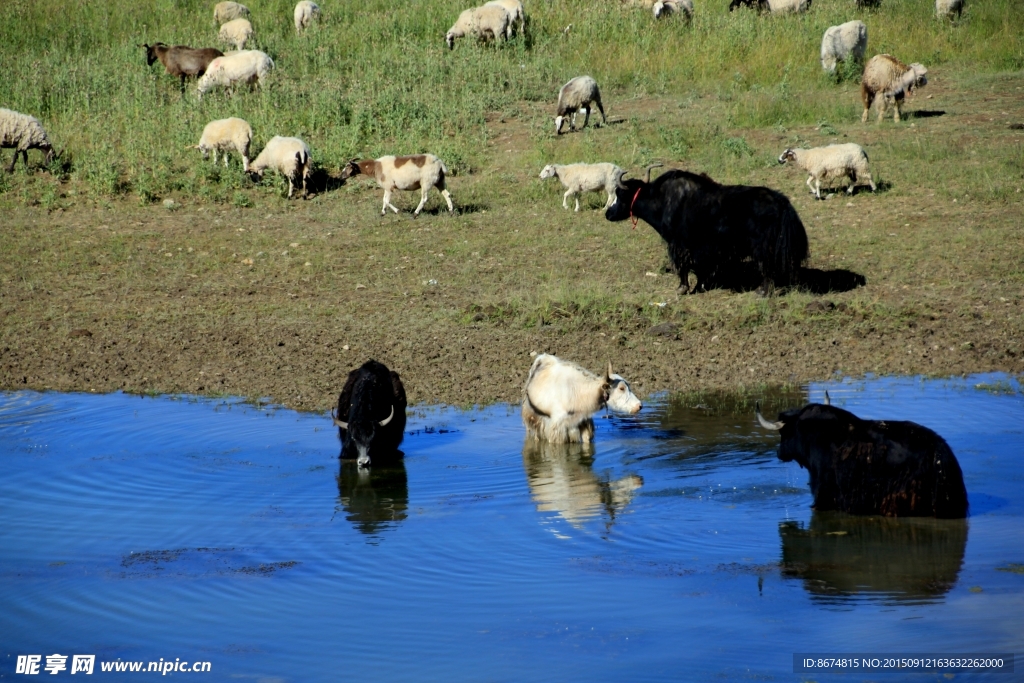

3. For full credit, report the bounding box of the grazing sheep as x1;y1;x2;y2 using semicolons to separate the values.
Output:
143;43;224;91
341;154;454;216
778;144;876;200
294;0;321;33
445;5;510;49
193;117;253;171
248;136;312;198
729;0;810;12
218;18;253;51
936;0;963;19
861;54;927;123
555;76;606;134
653;0;693;19
196;50;274;99
820;20;867;74
539;162;625;212
484;0;525;38
0;108;56;172
213;1;250;24
522;354;642;444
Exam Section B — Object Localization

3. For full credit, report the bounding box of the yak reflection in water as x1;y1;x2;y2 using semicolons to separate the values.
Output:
336;459;409;535
522;440;643;530
779;513;968;605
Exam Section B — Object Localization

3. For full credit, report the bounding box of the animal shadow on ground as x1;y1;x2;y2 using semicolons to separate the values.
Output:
907;110;946;119
677;262;866;295
306;167;346;195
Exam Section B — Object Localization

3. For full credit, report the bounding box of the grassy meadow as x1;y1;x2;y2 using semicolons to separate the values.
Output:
1;0;1022;407
0;0;1021;203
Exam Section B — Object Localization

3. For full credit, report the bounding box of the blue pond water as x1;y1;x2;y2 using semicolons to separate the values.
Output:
1;375;1022;682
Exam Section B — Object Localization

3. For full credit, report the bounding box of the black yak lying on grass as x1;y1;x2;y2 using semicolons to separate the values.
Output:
605;166;809;295
756;398;968;518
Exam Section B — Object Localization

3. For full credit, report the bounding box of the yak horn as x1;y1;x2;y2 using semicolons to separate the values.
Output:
378;405;395;427
644;163;664;184
823;390;831;406
330;408;348;430
755;401;784;431
615;170;630;190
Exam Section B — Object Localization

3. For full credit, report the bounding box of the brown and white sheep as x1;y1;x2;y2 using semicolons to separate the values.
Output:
341;154;454;216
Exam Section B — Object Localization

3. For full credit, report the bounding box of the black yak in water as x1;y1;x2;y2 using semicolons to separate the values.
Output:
332;360;407;467
756;398;968;518
605;166;809;295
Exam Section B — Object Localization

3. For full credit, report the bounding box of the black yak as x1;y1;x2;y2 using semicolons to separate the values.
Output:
605;166;809;295
756;398;968;518
332;360;407;467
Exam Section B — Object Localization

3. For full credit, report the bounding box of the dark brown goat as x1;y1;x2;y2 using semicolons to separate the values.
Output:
143;43;223;91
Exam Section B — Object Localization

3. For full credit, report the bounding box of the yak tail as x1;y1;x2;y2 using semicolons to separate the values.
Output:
771;204;809;286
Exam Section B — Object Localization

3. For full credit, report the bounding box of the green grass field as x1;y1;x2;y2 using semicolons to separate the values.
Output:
1;0;1020;203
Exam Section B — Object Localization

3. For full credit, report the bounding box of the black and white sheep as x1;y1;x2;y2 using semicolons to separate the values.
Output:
0;108;56;172
653;0;693;19
248;136;311;198
193;117;253;171
341;154;454;216
213;1;250;24
522;354;642;444
218;18;254;51
778;144;876;199
196;50;274;99
445;5;510;49
143;43;224;91
539;163;625;212
821;20;867;74
294;1;321;33
555;76;606;134
861;54;928;123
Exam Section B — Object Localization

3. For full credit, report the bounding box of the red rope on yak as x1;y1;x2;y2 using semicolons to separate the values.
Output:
629;187;643;230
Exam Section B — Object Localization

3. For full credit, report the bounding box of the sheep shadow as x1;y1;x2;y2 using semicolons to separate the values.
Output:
306;167;347;195
907;110;946;119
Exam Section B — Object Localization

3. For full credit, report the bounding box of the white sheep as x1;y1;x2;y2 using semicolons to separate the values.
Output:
218;18;253;51
193;117;253;171
936;0;963;19
539;163;625;212
484;0;524;38
341;154;454;216
820;20;867;74
653;0;693;19
0;108;56;172
248;136;312;198
294;1;321;33
445;5;510;49
555;75;606;134
861;54;928;123
196;50;274;99
766;0;809;12
522;354;642;444
213;1;249;24
778;143;876;200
